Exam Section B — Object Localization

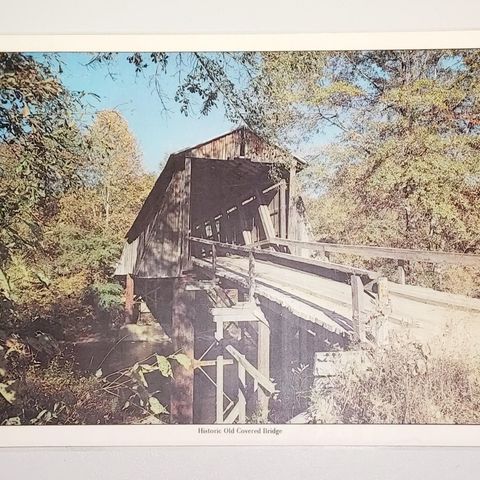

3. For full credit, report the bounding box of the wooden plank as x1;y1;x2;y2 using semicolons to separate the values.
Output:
287;166;298;254
238;354;247;423
248;251;256;302
255;188;276;240
211;243;217;280
215;316;224;424
351;275;366;342
189;236;377;279
192;257;354;337
256;310;270;420
225;344;276;394
210;306;255;315
135;167;185;278
211;313;259;323
397;262;406;285
197;359;234;368
279;179;287;239
269;237;480;268
223;402;240;424
124;274;135;324
170;277;195;424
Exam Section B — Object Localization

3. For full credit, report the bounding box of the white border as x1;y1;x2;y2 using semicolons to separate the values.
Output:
1;31;480;447
0;31;479;52
2;424;480;447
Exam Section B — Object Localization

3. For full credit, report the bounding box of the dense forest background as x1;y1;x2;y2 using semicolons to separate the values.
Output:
0;50;479;424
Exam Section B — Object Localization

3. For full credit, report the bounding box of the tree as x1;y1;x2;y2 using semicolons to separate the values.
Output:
245;50;480;255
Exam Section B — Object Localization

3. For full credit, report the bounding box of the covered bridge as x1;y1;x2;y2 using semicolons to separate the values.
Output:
114;127;480;425
114;127;314;423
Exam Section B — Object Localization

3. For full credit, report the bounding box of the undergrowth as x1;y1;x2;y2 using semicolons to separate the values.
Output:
308;330;480;424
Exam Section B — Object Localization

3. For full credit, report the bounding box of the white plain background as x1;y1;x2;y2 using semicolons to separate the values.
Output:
1;0;480;478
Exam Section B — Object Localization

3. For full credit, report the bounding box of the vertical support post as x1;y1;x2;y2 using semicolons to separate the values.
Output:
257;314;270;421
288;165;299;255
210;217;220;242
248;250;256;303
238;354;246;424
279;179;287;239
124;274;135;324
170;277;195;424
211;243;217;280
397;260;406;285
351;275;366;342
215;316;224;424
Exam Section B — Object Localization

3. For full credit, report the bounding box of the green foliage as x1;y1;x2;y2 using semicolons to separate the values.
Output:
241;50;480;295
103;350;193;421
0;53;87;255
90;282;123;311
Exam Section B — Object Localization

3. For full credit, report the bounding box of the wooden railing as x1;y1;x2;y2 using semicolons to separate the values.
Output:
267;237;480;267
188;236;378;281
188;235;480;344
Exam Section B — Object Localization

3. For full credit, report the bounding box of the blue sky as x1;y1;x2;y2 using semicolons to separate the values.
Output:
32;52;337;173
49;53;235;173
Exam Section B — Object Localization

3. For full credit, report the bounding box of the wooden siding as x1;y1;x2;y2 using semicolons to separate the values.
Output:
134;161;189;278
116;128;309;280
182;127;304;166
114;237;139;276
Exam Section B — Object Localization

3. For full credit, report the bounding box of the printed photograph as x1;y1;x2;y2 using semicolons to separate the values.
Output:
1;49;480;426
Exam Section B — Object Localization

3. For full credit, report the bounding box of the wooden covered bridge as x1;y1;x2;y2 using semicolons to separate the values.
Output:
115;127;480;424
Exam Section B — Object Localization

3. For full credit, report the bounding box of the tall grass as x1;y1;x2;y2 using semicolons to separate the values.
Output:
308;330;480;424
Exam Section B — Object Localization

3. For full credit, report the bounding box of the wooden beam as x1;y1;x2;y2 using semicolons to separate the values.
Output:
279;179;287;239
351;275;366;342
255;188;276;240
223;402;240;424
192;256;354;337
256;308;270;420
189;236;377;280
397;261;406;285
124;274;135;324
215;316;224;424
238;354;247;423
269;237;480;268
225;344;276;394
170;277;195;424
196;358;234;368
288;166;298;253
248;251;256;302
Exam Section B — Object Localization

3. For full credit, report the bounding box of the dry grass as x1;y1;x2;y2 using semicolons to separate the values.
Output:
308;331;480;424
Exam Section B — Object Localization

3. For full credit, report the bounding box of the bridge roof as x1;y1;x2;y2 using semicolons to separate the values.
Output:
126;126;304;242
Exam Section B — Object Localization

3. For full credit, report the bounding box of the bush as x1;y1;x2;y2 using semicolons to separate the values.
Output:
0;345;141;425
308;332;480;424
